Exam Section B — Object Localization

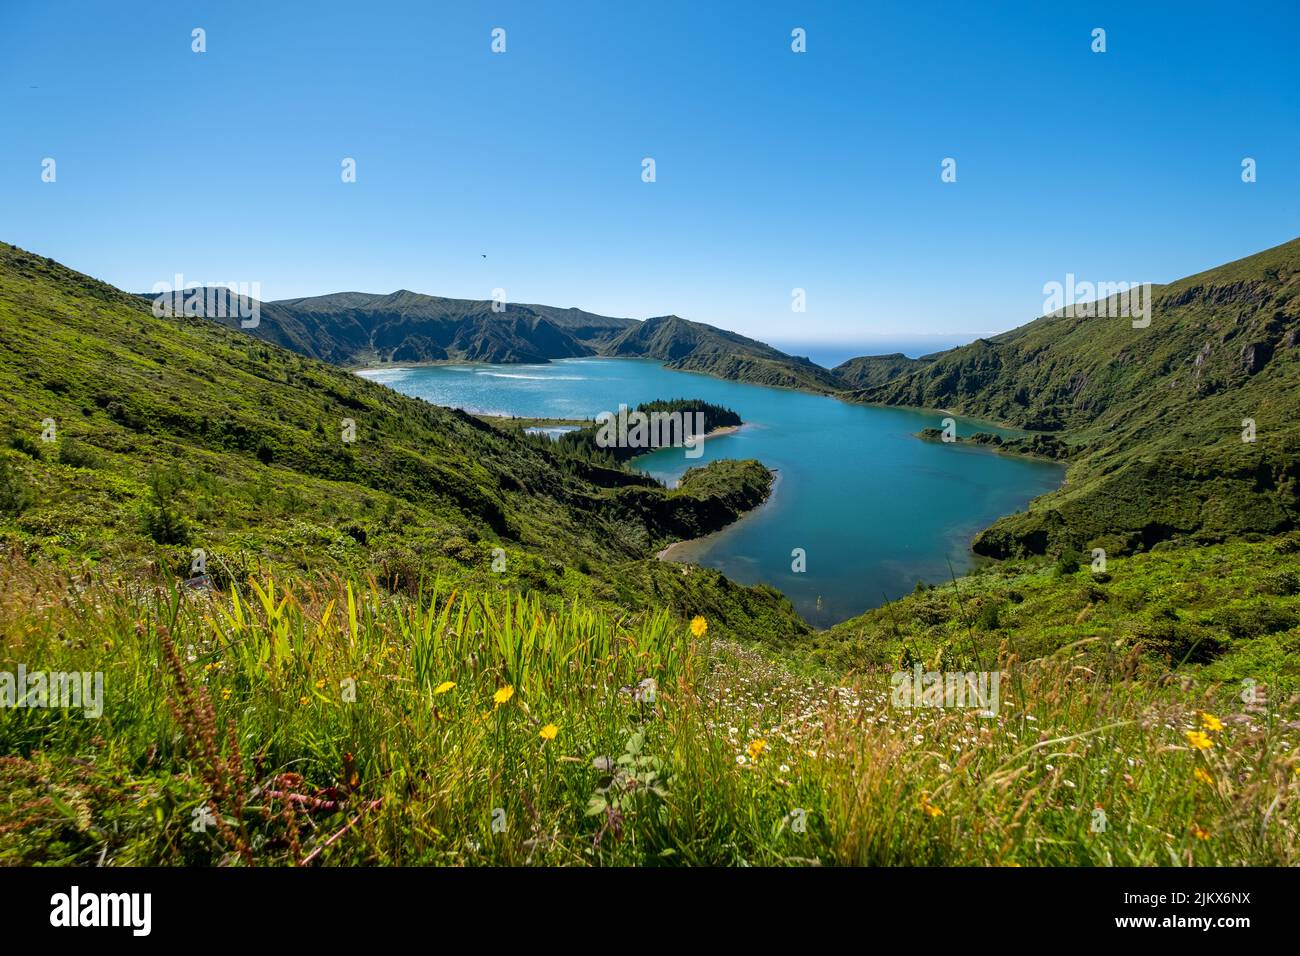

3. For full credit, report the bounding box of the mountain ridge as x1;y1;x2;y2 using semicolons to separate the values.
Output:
145;283;845;392
832;352;932;389
841;236;1300;557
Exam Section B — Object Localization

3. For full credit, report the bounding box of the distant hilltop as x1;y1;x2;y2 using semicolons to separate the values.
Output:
156;286;844;393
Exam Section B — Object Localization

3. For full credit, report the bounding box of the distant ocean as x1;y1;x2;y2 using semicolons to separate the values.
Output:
766;338;974;368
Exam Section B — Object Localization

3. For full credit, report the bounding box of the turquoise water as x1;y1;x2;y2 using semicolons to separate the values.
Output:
358;358;1064;627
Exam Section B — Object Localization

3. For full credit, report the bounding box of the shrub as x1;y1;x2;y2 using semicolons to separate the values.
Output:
340;521;369;545
0;458;33;516
377;547;421;593
438;536;478;564
1214;601;1299;640
1273;531;1300;554
975;601;1001;630
1131;618;1224;664
142;469;191;545
9;433;42;459
1078;582;1108;604
1258;569;1300;597
912;593;950;627
58;437;102;469
1054;547;1082;576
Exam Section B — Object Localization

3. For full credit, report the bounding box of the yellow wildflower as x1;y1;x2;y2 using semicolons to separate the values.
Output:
434;681;456;696
1193;767;1214;786
1185;730;1213;750
920;795;944;817
690;616;707;637
747;739;766;761
220;688;232;701
539;723;558;741
1200;712;1223;732
1191;823;1211;840
315;679;326;690
493;685;515;707
298;695;309;706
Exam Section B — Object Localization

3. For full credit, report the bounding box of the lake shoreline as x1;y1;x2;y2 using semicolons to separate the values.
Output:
362;357;1066;622
860;400;1058;439
472;414;745;453
664;423;743;465
657;466;781;561
352;354;841;397
912;429;1073;466
353;356;1048;438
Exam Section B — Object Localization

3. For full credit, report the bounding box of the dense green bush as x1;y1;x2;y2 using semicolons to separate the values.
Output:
0;457;32;515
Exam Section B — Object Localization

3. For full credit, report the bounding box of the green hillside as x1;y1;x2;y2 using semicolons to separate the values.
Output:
188;290;615;365
182;286;842;392
4;534;1296;866
3;241;1299;867
819;535;1300;687
0;242;807;641
833;352;931;389
512;301;639;349
605;314;844;392
847;238;1300;557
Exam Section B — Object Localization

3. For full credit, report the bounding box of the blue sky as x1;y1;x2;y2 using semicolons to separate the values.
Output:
1;0;1296;346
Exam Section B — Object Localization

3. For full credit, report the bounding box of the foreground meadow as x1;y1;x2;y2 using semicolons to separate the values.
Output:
1;556;1297;866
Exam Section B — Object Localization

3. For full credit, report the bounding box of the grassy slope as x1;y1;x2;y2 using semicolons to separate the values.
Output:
849;238;1300;557
818;536;1300;688
832;352;930;389
604;315;845;392
3;242;1299;866
254;291;601;364
3;558;1295;865
0;241;807;642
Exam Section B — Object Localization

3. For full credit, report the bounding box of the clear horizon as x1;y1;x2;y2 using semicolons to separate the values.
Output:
1;0;1296;343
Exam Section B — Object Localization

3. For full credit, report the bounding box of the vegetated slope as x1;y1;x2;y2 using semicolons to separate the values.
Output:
211;290;613;365
847;238;1300;557
0;241;808;641
819;534;1300;687
916;428;1071;461
540;399;742;466
5;246;1299;869
605;314;845;392
8;557;1297;866
180;285;844;392
510;302;638;350
832;352;931;389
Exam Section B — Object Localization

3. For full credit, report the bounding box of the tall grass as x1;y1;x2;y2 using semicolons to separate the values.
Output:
1;561;1297;865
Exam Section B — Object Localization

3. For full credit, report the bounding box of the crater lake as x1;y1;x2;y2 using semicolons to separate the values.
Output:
358;358;1064;627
